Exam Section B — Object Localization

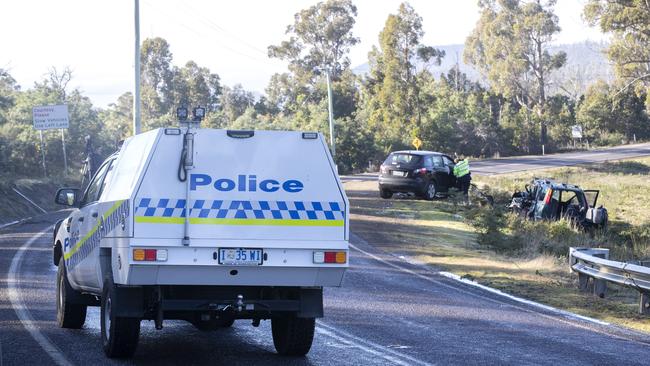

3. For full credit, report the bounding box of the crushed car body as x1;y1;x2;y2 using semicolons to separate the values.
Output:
508;178;608;230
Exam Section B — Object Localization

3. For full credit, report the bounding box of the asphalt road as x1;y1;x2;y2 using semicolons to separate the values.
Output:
340;142;650;181
2;212;650;365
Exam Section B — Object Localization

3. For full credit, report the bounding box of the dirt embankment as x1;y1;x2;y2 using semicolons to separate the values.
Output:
0;178;67;224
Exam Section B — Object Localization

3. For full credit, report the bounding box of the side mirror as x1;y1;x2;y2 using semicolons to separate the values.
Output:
54;188;80;207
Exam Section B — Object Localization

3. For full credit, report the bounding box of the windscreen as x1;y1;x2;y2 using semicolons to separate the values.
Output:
384;153;422;167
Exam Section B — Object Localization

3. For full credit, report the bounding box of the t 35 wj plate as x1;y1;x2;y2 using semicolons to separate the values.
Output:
218;248;263;265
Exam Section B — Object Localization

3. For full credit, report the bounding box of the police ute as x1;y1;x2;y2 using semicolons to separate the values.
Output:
52;112;348;358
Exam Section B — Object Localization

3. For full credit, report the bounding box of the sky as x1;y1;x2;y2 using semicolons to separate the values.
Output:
0;0;606;108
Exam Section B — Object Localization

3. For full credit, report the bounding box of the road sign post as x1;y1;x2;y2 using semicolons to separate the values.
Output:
38;130;47;177
33;105;70;176
61;129;68;174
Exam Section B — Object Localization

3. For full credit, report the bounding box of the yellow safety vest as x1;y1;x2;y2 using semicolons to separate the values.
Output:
453;159;470;178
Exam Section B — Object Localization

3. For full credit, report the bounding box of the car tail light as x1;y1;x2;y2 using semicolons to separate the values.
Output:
133;248;167;262
380;165;387;174
313;251;347;264
544;189;553;205
413;168;427;175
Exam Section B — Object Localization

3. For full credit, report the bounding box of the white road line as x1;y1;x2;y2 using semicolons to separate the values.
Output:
0;220;21;230
7;227;73;366
349;238;645;339
437;271;609;326
317;321;434;366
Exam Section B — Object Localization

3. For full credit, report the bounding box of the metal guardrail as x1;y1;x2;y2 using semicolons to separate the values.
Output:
569;247;650;315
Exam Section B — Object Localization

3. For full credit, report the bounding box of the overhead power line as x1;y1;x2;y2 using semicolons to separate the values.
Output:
141;0;267;63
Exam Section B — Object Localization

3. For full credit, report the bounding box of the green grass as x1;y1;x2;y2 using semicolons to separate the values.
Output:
344;157;650;333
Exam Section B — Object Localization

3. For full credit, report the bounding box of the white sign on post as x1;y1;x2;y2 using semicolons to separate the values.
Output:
33;105;69;130
571;125;583;139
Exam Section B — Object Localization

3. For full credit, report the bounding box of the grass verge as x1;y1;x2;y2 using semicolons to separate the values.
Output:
345;157;650;333
0;175;73;224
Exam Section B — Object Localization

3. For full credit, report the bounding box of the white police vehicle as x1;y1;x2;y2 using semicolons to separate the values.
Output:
52;119;348;358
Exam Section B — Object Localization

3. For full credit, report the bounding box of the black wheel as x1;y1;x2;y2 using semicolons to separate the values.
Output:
56;257;87;329
423;181;438;200
220;318;235;328
379;188;393;199
101;278;140;358
271;316;315;356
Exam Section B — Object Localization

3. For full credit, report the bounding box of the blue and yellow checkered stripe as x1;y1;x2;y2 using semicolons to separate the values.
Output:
134;198;345;227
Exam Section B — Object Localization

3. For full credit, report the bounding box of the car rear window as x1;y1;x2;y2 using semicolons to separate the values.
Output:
384;153;422;167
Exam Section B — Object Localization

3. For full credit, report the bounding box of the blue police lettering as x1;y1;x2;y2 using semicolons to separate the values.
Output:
189;174;303;193
190;173;211;190
215;178;236;191
283;180;303;193
260;179;279;192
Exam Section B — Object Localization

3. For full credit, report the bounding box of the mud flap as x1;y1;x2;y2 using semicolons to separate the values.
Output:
297;288;323;318
113;286;144;318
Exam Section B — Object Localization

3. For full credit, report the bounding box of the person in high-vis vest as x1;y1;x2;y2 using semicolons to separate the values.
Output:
453;157;471;202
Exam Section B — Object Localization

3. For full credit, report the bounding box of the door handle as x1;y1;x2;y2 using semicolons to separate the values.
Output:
91;212;98;218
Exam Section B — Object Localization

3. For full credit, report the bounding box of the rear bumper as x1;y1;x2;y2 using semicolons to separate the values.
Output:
124;265;346;287
378;176;427;193
113;285;324;319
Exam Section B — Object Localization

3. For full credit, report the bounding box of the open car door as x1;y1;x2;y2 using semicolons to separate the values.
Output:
583;190;600;208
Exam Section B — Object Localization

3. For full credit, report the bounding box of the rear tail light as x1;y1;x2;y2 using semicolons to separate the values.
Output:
133;248;167;262
313;251;347;264
544;189;553;205
413;168;427;175
380;165;387;174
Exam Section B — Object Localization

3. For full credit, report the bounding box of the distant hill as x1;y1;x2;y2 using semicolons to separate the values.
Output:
353;41;612;98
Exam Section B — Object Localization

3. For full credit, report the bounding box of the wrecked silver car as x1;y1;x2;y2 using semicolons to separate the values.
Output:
508;178;608;230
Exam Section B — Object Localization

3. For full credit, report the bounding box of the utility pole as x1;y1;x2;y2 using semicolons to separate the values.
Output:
325;69;335;158
133;0;142;135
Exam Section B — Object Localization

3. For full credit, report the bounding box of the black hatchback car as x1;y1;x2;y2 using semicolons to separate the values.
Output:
378;151;457;200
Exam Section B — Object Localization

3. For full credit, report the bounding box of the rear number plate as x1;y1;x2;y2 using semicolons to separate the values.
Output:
391;170;406;177
218;248;263;265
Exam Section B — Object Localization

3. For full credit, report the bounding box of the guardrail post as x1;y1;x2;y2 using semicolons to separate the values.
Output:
578;273;591;292
593;278;607;298
591;251;608;298
640;292;650;315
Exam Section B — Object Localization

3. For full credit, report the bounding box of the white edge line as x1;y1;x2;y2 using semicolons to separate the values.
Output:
437;271;610;326
0;220;22;230
350;240;612;329
316;321;433;366
316;327;411;366
7;227;74;366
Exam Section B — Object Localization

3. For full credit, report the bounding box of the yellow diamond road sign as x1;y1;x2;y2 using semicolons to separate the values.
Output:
412;137;422;150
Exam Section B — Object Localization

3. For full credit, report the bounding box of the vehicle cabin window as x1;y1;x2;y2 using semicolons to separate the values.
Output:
385;153;422;166
423;156;434;168
536;186;548;201
442;156;454;166
80;160;113;206
432;155;443;168
98;159;116;199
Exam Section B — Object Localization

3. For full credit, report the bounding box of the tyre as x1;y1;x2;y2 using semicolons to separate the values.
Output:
379;188;393;199
423;181;437;200
101;278;141;358
271;316;315;356
56;257;87;329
